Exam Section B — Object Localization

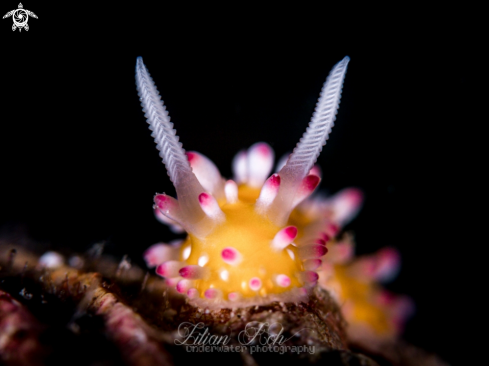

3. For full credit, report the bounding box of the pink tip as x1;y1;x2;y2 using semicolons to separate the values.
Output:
179;267;191;278
186;152;197;163
292;175;321;207
315;245;328;257
344;188;364;207
178;265;207;279
284;226;298;240
176;280;191;294
276;274;291;287
374;247;401;281
198;192;211;205
256;143;272;156
304;259;322;271
156;262;173;277
269;174;281;188
303;271;319;283
143;245;164;267
321;232;330;242
377;290;396;305
221;247;241;265
256;174;281;208
204;289;218;299
187;288;198;298
378;247;400;264
164;277;180;287
315;239;326;246
144;243;181;268
303;175;320;191
228;292;239;301
154;194;171;210
155;260;183;278
327;223;339;236
221;248;235;260
298;244;328;260
156;264;166;277
271;226;298;250
249;277;262;291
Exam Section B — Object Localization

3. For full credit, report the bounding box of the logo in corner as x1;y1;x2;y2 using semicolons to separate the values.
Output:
3;3;37;32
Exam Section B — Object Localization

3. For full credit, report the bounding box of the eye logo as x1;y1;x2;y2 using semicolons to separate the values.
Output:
3;3;37;32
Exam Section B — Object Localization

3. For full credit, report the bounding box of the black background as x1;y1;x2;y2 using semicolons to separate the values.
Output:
0;3;482;365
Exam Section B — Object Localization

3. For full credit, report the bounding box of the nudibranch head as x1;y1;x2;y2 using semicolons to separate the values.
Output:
136;55;412;341
136;56;350;308
148;144;332;308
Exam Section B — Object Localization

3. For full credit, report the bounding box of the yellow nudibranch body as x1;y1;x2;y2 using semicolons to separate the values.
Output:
136;56;413;343
179;192;304;301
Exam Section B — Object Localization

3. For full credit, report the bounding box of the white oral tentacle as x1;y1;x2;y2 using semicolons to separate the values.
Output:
255;174;281;213
198;193;225;221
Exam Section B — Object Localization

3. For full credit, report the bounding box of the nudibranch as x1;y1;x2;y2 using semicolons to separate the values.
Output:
136;56;412;340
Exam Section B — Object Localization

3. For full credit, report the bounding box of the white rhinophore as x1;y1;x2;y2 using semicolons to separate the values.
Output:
265;57;350;226
136;57;216;237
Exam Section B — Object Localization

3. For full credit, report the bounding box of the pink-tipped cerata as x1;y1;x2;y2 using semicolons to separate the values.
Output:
154;194;179;218
298;244;328;260
143;243;180;268
292;175;321;207
328;188;364;226
186;151;225;200
176;279;194;294
198;192;225;220
156;261;184;278
179;265;209;280
298;271;319;285
255;174;281;211
271;226;298;251
304;259;322;271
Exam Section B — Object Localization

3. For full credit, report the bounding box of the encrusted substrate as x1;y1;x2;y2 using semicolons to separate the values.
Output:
185;286;310;310
0;243;448;366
